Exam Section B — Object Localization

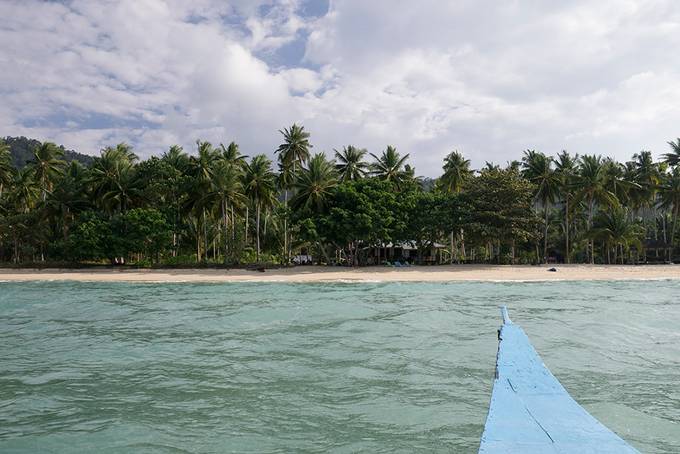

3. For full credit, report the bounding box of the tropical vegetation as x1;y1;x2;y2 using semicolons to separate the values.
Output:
0;130;678;266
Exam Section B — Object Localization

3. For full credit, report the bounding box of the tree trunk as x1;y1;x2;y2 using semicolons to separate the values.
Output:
256;202;261;262
284;190;288;264
203;209;209;263
565;196;570;264
450;231;454;265
543;203;549;263
670;205;678;263
231;205;235;241
588;197;594;264
511;239;515;265
245;206;249;245
196;230;200;263
223;200;228;262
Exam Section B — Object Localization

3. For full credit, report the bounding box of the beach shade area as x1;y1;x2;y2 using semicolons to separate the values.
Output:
479;307;639;453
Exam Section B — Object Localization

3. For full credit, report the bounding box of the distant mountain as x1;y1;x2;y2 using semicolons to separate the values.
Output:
420;177;436;192
2;136;94;168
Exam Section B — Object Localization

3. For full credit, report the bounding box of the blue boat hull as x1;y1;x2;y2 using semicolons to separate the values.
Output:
478;307;639;453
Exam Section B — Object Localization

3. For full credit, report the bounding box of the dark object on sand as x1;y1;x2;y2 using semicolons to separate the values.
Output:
247;264;266;273
547;267;557;272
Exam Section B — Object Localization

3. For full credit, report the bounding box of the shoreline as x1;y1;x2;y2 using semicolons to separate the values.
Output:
1;264;679;283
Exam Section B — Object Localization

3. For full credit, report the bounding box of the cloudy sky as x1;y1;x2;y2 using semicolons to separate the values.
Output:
1;0;680;176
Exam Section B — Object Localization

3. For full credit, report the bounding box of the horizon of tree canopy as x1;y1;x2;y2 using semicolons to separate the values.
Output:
1;127;679;267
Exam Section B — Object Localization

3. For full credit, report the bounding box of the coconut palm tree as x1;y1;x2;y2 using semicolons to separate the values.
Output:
521;150;560;263
45;161;90;241
4;168;39;263
163;145;189;172
370;145;410;188
202;158;245;260
602;159;638;207
440;150;472;193
573;155;618;263
9;167;39;214
0;140;13;199
275;124;312;262
334;145;368;181
658;167;680;261
555;150;578;263
220;142;248;167
439;150;473;262
89;144;141;214
242;155;276;261
186;141;220;261
663;138;680;168
275;124;312;169
291;153;338;212
592;208;644;264
630;150;662;214
31;142;65;201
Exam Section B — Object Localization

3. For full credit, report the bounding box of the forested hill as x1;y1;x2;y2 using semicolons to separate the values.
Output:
3;136;94;168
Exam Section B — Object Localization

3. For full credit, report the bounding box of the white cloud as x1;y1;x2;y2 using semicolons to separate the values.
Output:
2;0;680;175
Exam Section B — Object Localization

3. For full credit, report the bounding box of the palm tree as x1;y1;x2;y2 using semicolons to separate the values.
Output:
439;150;472;262
658;167;680;261
275;124;312;169
275;124;312;262
191;141;218;184
203;158;245;261
5;168;39;263
592;208;644;264
31;142;65;201
334;145;368;181
440;150;472;193
573;155;618;263
555;150;578;263
163;145;189;171
630;150;662;214
45;161;90;240
161;145;190;256
291;153;338;212
9;167;39;214
187;141;219;261
521;150;560;263
220;142;248;167
370;145;411;187
602;159;638;207
663;138;680;167
0;140;13;199
89;144;141;214
242;155;276;261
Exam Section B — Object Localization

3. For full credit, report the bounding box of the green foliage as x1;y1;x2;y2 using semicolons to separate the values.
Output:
2;131;680;266
463;168;540;262
66;211;112;261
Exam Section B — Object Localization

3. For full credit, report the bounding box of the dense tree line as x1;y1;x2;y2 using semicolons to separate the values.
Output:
0;128;679;266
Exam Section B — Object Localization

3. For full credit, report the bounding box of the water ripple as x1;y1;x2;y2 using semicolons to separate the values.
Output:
0;280;678;452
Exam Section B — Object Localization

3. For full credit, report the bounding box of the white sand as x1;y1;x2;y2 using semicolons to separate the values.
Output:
0;264;679;283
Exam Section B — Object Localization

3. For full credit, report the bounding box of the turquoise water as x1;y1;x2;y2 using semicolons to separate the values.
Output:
0;280;679;453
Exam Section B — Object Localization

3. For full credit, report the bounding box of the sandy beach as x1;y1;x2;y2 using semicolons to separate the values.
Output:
1;264;679;283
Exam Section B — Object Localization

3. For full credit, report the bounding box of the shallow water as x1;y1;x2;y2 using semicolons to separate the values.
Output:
0;280;678;453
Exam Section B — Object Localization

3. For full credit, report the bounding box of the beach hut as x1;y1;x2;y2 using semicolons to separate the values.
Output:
370;241;447;265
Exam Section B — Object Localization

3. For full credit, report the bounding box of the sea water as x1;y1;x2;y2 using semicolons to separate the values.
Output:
0;280;678;453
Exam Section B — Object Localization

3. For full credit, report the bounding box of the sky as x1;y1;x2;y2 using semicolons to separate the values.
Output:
1;0;680;176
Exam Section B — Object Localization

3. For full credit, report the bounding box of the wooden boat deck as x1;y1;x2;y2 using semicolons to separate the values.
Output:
478;307;639;453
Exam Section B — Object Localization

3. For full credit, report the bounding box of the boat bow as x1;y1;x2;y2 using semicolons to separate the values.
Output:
478;306;639;453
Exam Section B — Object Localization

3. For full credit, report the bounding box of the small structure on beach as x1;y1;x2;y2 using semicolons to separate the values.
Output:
367;241;448;265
